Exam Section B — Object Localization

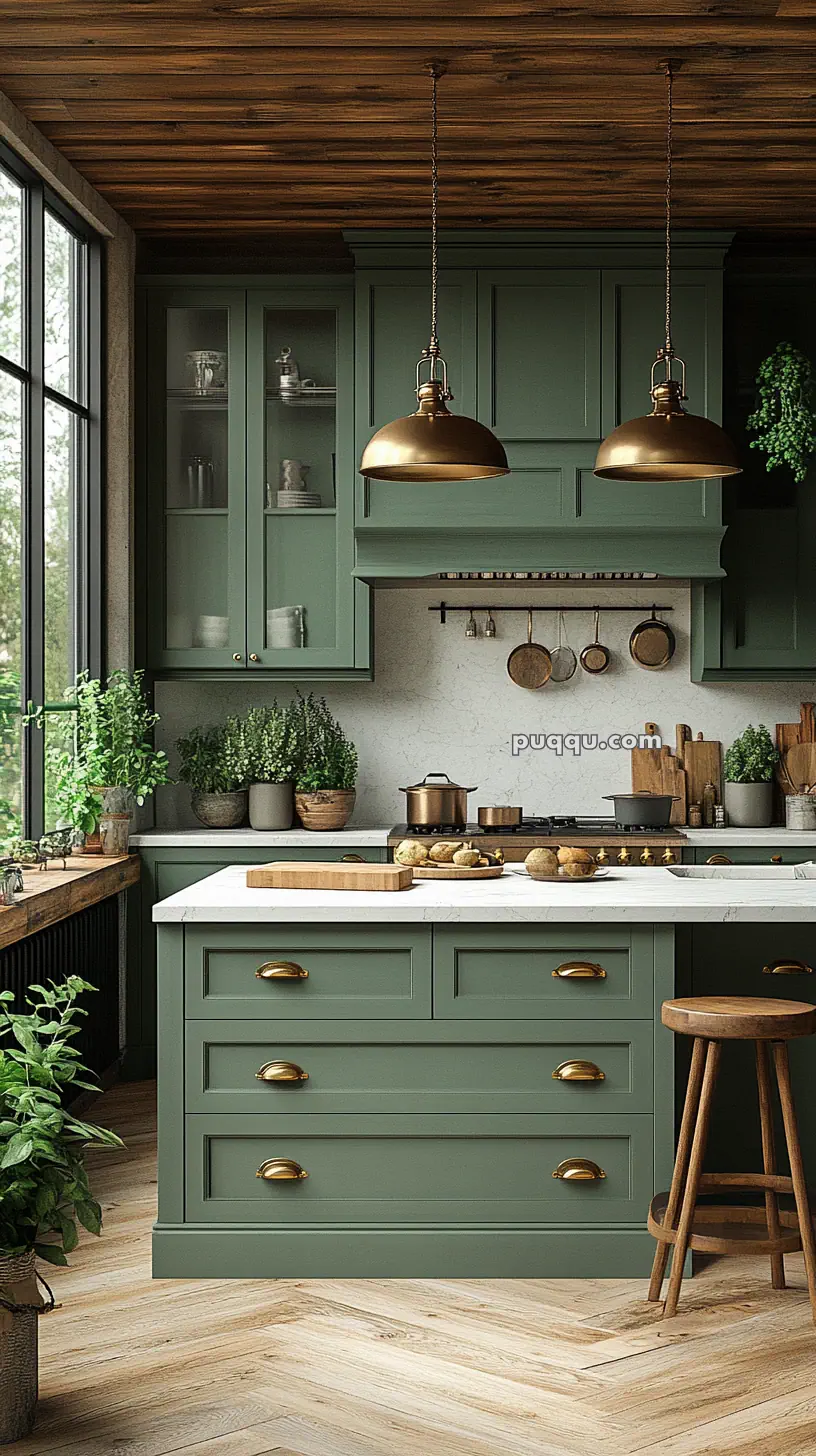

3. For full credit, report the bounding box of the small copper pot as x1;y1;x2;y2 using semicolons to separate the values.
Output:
477;806;523;827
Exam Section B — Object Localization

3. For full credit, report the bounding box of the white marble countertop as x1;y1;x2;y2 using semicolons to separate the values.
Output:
133;826;816;849
153;863;816;924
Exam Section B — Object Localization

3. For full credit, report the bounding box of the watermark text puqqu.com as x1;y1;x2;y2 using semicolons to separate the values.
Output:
511;731;663;757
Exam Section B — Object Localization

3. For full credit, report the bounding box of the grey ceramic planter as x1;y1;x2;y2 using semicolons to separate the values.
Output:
724;781;774;829
249;781;294;831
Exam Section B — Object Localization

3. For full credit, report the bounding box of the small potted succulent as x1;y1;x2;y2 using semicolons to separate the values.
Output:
293;692;358;831
175;720;248;828
723;723;779;828
57;671;170;855
242;702;302;831
0;978;122;1442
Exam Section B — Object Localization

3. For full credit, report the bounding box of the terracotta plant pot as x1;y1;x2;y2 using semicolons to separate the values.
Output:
295;788;356;831
0;1250;39;1443
97;786;133;856
191;790;247;829
83;826;103;855
249;781;294;831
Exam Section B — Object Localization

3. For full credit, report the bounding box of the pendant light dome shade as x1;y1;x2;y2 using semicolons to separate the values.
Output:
359;64;509;484
360;379;509;481
594;61;741;485
594;375;742;481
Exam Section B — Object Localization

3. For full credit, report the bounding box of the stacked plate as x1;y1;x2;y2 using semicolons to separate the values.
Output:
267;605;305;649
193;614;229;649
276;490;322;509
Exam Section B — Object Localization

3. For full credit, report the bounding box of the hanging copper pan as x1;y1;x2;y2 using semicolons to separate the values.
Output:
507;611;551;689
629;609;676;670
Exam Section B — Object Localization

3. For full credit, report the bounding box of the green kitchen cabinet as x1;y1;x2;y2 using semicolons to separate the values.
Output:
691;257;816;680
140;278;371;678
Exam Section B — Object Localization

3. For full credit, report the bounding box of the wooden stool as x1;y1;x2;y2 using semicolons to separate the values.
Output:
648;996;816;1320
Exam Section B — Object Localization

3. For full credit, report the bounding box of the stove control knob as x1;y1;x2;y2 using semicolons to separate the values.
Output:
618;847;631;866
662;848;677;865
640;848;655;866
595;848;609;866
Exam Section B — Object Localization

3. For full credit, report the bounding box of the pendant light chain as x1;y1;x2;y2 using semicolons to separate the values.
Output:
664;60;674;362
429;63;440;360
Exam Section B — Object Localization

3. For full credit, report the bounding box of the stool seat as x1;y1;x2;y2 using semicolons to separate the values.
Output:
661;996;816;1041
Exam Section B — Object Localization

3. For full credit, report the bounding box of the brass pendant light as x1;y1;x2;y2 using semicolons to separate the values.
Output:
359;65;509;483
594;62;741;483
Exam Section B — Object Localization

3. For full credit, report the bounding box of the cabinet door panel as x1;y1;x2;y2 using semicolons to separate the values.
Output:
478;270;601;440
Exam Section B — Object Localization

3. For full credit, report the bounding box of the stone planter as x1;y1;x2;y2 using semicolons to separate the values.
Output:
191;790;247;829
248;781;294;831
724;780;774;829
0;1251;40;1444
295;788;356;831
97;786;133;856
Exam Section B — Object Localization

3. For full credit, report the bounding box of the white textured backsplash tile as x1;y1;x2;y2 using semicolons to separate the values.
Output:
153;584;816;828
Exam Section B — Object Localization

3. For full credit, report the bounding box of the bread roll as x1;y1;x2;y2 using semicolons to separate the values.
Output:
395;840;428;866
525;847;559;879
453;847;481;867
559;860;597;878
557;846;595;866
429;840;463;863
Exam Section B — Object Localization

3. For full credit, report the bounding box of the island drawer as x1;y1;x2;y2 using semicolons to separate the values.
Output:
183;926;432;1019
184;1019;654;1115
184;1113;654;1225
433;926;655;1019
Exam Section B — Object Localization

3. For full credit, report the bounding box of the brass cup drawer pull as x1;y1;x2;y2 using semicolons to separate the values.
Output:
552;1158;606;1181
256;1158;309;1181
763;959;814;975
552;961;607;980
552;1059;605;1082
256;960;309;980
256;1060;310;1083
706;854;732;865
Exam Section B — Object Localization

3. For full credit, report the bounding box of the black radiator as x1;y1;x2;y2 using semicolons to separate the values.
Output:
0;897;121;1081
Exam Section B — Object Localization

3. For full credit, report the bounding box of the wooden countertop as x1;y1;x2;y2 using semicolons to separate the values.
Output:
0;854;140;951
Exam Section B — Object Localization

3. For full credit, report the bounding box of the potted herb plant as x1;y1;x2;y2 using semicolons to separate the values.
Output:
723;724;779;828
242;702;302;831
47;750;102;850
293;693;358;831
747;342;816;483
0;977;122;1443
60;671;170;855
175;721;248;828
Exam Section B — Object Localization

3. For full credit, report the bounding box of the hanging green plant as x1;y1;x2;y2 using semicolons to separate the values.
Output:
746;342;816;484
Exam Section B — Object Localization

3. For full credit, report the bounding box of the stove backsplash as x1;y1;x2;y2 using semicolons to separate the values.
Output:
152;584;816;828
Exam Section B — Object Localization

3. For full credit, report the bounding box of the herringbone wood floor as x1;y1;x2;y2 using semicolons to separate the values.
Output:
13;1081;816;1456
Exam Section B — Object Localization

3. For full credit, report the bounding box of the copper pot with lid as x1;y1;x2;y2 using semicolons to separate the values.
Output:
399;773;477;828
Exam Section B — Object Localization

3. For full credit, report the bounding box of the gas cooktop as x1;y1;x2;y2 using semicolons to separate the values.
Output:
389;817;686;840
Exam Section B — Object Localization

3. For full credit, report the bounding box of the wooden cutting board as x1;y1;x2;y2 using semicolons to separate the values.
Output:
683;732;723;811
659;745;688;827
783;742;816;794
631;724;687;824
246;861;413;891
776;703;816;805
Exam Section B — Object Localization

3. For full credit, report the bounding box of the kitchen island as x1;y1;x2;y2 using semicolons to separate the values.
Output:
152;866;816;1280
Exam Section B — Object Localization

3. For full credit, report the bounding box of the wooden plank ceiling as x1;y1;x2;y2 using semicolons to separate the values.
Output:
0;1;813;248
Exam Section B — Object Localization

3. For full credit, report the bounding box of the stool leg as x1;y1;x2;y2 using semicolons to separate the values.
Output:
664;1038;721;1319
648;1036;707;1303
772;1040;816;1324
756;1040;785;1290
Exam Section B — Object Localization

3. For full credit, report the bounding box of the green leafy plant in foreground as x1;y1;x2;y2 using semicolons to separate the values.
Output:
724;724;779;785
747;342;816;484
293;692;358;792
0;978;123;1264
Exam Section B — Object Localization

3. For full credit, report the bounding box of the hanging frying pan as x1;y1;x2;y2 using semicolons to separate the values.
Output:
507;611;551;689
580;609;611;676
629;608;676;670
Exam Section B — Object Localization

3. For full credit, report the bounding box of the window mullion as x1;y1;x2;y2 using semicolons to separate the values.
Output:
23;178;45;838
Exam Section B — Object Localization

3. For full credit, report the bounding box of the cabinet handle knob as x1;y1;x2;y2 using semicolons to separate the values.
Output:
232;653;242;662
706;854;732;865
552;961;607;980
249;652;260;663
552;1059;605;1082
256;960;309;980
763;959;813;975
256;1060;309;1082
552;1158;606;1181
662;848;677;865
342;853;366;862
771;855;783;864
256;1158;308;1181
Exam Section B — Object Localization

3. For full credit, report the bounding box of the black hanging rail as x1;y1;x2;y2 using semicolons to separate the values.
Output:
431;601;674;624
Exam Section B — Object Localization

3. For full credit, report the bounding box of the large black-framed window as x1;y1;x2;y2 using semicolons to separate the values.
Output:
0;139;103;845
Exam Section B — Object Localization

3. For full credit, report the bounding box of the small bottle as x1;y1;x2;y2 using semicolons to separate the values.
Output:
688;802;703;828
714;804;726;829
702;780;717;828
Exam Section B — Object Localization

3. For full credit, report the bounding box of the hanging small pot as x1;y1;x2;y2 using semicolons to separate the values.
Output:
507;611;551;689
580;610;611;675
550;612;577;683
629;609;676;670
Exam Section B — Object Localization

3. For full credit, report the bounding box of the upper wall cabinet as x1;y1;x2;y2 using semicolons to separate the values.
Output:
140;280;371;678
348;231;731;579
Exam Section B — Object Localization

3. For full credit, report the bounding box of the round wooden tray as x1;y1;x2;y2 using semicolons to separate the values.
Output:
412;863;505;880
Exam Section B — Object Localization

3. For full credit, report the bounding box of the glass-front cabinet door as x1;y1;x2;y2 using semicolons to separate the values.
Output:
245;286;355;669
146;288;246;668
